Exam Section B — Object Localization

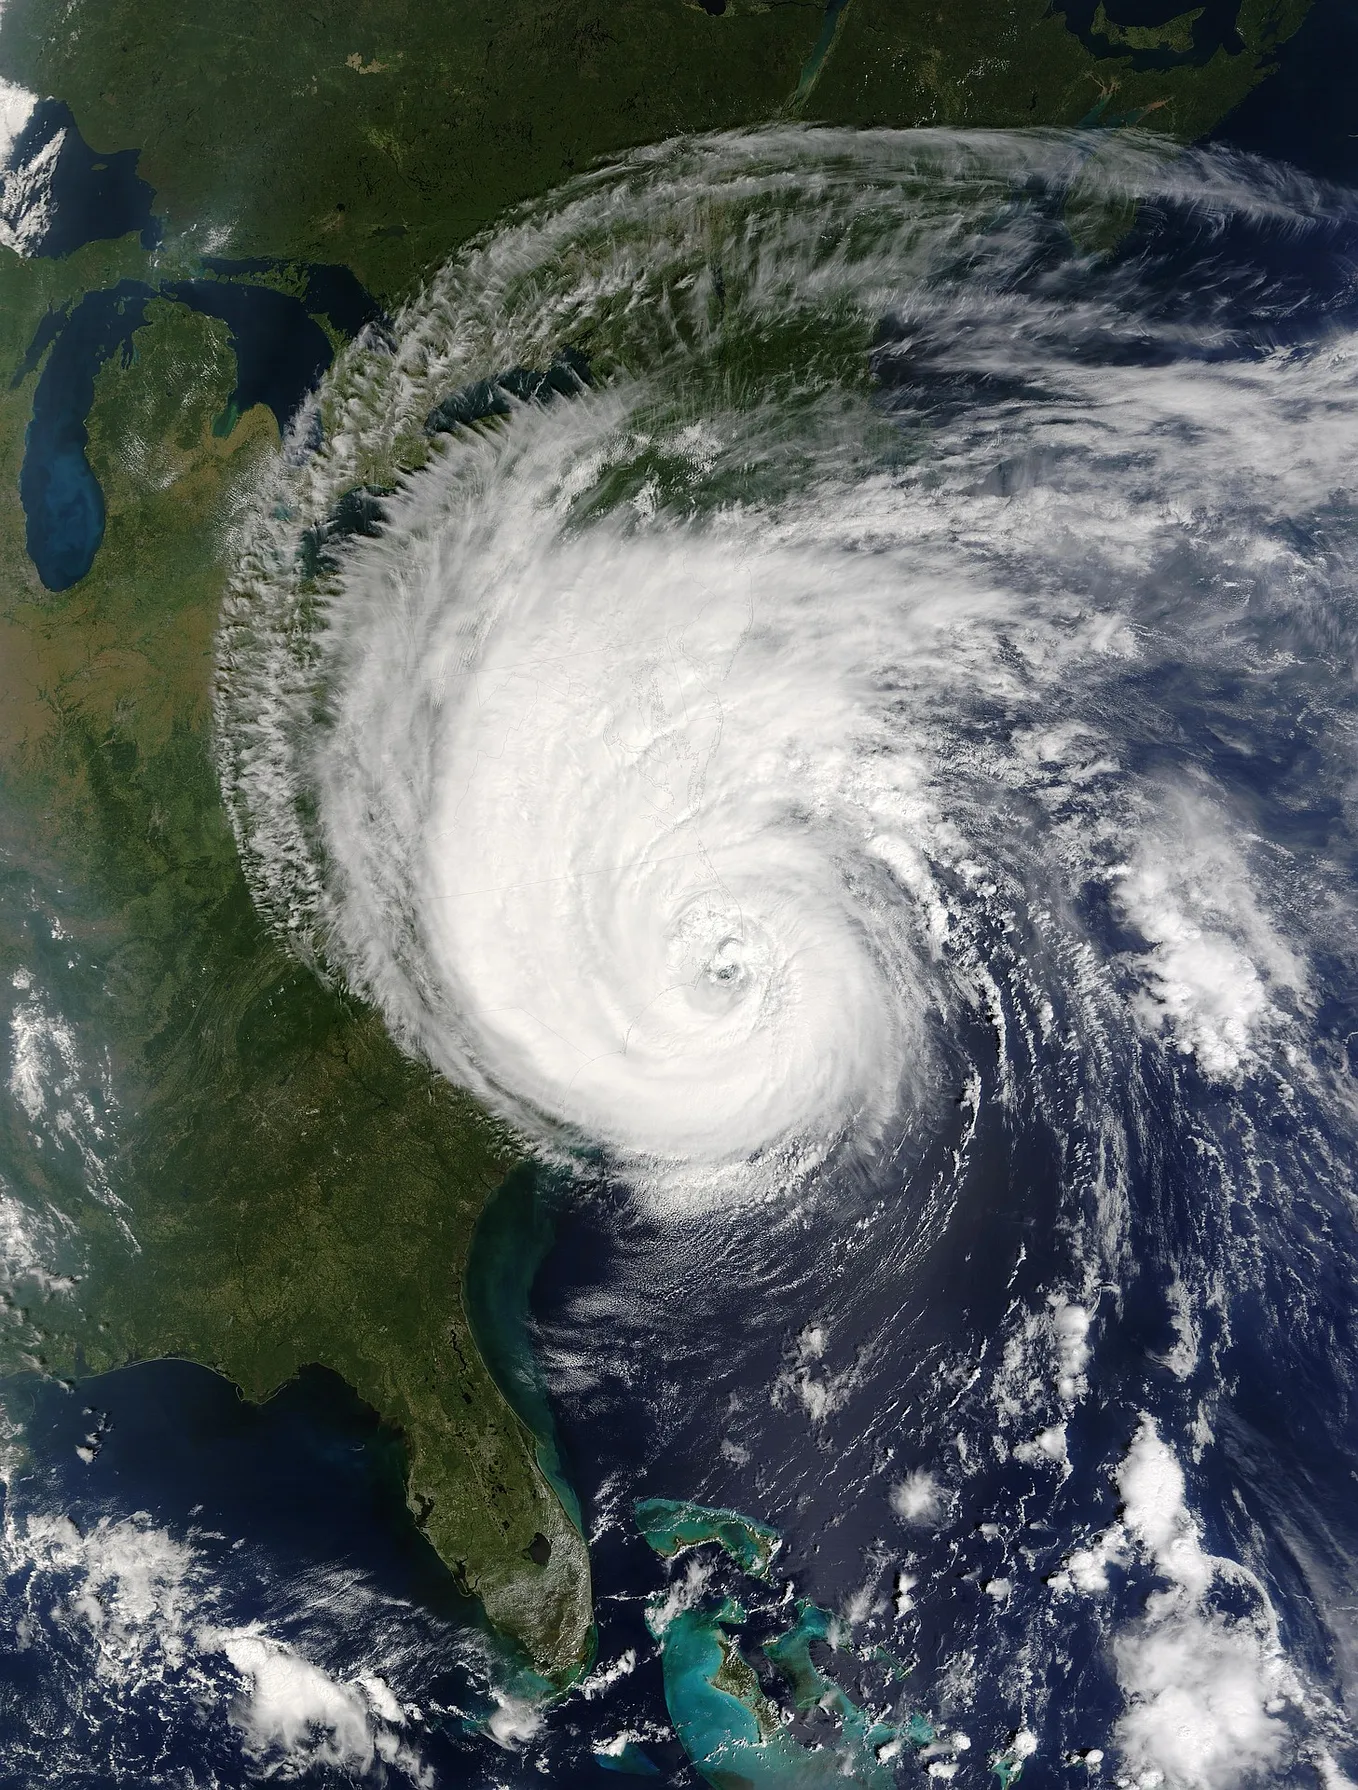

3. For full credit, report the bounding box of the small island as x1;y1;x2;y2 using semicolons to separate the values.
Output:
635;1496;782;1578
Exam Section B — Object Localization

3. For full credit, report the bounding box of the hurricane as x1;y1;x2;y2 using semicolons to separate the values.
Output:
218;127;1358;1782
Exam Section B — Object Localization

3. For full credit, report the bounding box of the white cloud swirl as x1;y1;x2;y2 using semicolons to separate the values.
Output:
219;127;1358;1199
312;404;946;1182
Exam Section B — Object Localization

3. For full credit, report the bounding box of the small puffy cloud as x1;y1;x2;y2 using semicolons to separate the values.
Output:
1054;1524;1126;1596
1015;1423;1069;1470
575;1648;637;1701
18;1510;200;1672
891;1469;945;1528
772;1320;856;1425
1051;1300;1092;1403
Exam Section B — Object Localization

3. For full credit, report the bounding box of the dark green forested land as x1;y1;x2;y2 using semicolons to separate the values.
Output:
0;0;1310;299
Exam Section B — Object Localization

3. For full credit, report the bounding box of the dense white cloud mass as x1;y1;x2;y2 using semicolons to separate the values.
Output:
213;1630;430;1780
404;495;930;1171
1112;1422;1295;1790
221;129;1352;1208
892;1470;947;1528
0;76;50;256
1115;1605;1291;1790
1113;803;1308;1081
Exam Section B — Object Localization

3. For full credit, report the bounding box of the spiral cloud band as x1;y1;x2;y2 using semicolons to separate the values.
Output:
219;128;1358;1195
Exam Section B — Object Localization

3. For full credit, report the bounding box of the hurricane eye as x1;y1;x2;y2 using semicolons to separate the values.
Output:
709;938;743;979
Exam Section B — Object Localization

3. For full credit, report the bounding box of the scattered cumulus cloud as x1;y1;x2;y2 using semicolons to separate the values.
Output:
485;1689;543;1750
1159;1281;1199;1382
1051;1299;1092;1403
211;1629;431;1782
773;1321;857;1425
1052;1418;1305;1790
1;1504;433;1783
1015;1422;1069;1471
6;979;126;1233
1114;805;1307;1082
574;1648;637;1700
0;1181;77;1296
9;986;79;1123
0;79;51;256
644;1554;718;1643
992;1294;1095;1459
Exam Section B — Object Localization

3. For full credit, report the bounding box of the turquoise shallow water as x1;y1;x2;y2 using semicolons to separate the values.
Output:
647;1600;767;1785
634;1498;780;1579
462;1163;584;1533
646;1594;917;1790
637;1502;935;1789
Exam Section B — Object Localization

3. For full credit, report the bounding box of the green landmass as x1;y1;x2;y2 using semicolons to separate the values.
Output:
809;0;1308;136
636;1496;782;1578
463;1163;584;1535
1091;3;1204;53
0;276;589;1677
0;0;1316;1695
0;0;1314;302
